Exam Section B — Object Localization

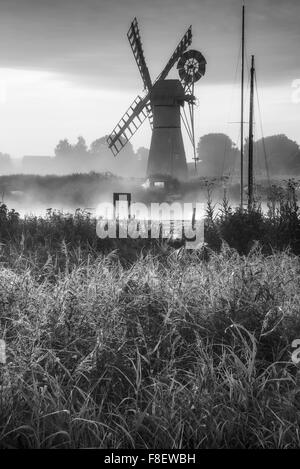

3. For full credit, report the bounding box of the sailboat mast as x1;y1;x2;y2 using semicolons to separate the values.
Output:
248;55;255;210
240;4;245;208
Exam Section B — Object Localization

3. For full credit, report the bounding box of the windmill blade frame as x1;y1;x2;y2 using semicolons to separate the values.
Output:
127;17;153;129
107;23;193;158
106;94;151;156
127;17;152;92
154;25;192;83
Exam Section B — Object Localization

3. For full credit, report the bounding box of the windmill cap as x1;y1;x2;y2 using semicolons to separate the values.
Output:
150;79;185;105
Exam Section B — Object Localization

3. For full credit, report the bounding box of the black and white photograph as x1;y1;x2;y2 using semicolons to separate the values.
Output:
0;0;300;453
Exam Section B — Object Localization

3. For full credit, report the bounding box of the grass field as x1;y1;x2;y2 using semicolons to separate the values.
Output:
1;247;300;448
0;179;300;448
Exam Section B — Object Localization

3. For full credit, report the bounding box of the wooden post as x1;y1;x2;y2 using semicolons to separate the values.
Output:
240;4;245;209
248;55;255;210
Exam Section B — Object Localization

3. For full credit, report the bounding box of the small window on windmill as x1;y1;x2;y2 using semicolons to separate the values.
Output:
154;181;165;188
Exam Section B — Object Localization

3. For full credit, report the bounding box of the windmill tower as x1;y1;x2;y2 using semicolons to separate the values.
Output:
107;18;206;182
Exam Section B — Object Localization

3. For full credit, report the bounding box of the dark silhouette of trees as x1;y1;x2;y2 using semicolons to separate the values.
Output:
252;134;300;175
89;136;110;157
197;133;239;177
54;137;89;172
89;135;115;173
196;133;300;178
52;131;300;177
89;136;139;176
55;137;89;159
73;136;88;158
54;139;73;158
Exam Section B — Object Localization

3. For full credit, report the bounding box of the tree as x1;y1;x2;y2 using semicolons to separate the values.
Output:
54;139;73;158
55;137;88;159
89;135;114;173
89;136;110;157
253;134;300;175
53;134;146;176
90;136;138;177
73;136;88;158
197;133;239;177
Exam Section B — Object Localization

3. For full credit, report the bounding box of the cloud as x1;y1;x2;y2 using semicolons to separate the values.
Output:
0;0;299;158
0;0;299;91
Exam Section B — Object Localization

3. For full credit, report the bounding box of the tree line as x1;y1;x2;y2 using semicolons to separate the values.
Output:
55;133;300;177
197;133;300;177
54;136;149;177
1;133;299;177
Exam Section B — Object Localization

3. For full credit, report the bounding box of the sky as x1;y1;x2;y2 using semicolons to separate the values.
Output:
0;0;299;160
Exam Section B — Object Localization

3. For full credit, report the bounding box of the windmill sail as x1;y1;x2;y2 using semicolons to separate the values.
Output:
127;18;152;92
107;23;193;158
155;26;192;82
127;18;153;128
106;95;151;156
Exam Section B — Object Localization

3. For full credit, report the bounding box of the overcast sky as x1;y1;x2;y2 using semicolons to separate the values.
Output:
0;0;299;159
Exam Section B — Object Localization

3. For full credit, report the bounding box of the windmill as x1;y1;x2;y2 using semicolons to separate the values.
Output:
107;18;206;182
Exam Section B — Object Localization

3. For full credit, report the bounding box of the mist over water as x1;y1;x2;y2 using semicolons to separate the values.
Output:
0;172;279;220
1;133;299;220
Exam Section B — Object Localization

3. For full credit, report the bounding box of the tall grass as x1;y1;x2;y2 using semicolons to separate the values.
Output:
0;178;299;269
0;180;300;448
204;179;300;255
1;246;300;448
